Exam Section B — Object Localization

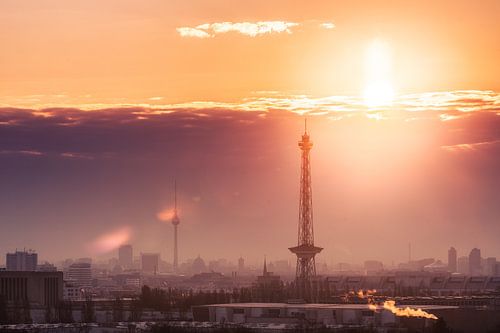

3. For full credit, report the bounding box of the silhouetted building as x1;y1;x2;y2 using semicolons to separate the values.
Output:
67;262;92;289
37;262;57;272
118;244;133;268
64;281;84;301
448;247;457;273
457;256;469;274
112;272;141;288
193;303;458;327
0;271;62;307
399;258;435;271
256;258;281;286
141;253;160;274
6;250;38;271
238;257;245;273
253;259;282;302
192;255;207;274
484;257;497;276
77;257;92;264
469;248;481;275
190;272;226;284
424;260;448;272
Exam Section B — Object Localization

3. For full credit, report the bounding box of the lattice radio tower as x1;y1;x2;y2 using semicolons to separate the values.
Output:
289;120;323;298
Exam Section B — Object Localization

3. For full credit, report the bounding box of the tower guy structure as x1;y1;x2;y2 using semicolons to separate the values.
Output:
289;121;323;299
171;181;180;272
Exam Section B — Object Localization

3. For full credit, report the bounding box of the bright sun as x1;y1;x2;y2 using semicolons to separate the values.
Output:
363;39;394;107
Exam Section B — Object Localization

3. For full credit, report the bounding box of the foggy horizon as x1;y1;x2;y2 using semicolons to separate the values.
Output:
1;105;499;267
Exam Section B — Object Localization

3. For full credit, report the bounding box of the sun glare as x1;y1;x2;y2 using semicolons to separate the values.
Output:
363;39;394;107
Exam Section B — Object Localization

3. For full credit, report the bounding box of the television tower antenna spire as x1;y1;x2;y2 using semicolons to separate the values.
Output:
171;180;180;273
289;121;323;301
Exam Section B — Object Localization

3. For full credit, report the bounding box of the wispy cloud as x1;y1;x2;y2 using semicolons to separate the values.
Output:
320;22;335;29
177;21;299;38
2;91;499;120
60;152;95;160
441;140;500;152
0;150;45;156
177;27;212;38
176;20;338;38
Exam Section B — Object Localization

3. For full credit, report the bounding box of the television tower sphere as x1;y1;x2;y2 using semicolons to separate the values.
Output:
172;211;180;226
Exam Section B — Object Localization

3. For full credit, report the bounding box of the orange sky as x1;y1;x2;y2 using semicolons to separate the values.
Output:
1;0;499;107
1;1;500;265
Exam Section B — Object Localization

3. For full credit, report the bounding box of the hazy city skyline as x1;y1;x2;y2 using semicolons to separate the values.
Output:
1;2;500;331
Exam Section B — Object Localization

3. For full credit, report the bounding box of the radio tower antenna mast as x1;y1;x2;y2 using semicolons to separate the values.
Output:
171;180;180;273
289;119;323;300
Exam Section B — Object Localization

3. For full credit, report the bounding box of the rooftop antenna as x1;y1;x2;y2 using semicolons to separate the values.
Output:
304;118;308;134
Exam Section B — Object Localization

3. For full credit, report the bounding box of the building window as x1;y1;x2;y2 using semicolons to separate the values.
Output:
233;308;244;314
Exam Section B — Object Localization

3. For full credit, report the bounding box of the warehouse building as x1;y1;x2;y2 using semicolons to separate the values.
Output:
193;302;455;326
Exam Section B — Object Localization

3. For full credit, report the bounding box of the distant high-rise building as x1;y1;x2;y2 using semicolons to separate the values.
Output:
484;257;497;276
469;248;481;276
6;250;38;271
448;247;457;273
457;256;469;274
37;262;57;272
67;262;92;289
238;257;245;272
118;244;133;268
141;253;160;274
76;257;92;264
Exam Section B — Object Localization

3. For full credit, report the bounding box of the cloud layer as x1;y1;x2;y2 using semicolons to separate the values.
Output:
176;20;335;38
177;21;299;38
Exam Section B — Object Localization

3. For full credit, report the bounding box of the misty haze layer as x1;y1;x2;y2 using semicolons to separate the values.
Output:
0;101;499;266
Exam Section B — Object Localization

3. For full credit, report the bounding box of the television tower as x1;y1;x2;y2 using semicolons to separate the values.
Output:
171;181;180;272
289;120;323;298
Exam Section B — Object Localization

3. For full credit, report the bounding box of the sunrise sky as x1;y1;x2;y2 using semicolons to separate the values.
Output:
1;0;499;266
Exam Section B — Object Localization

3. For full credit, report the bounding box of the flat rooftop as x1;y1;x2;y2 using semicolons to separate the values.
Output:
202;303;458;311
